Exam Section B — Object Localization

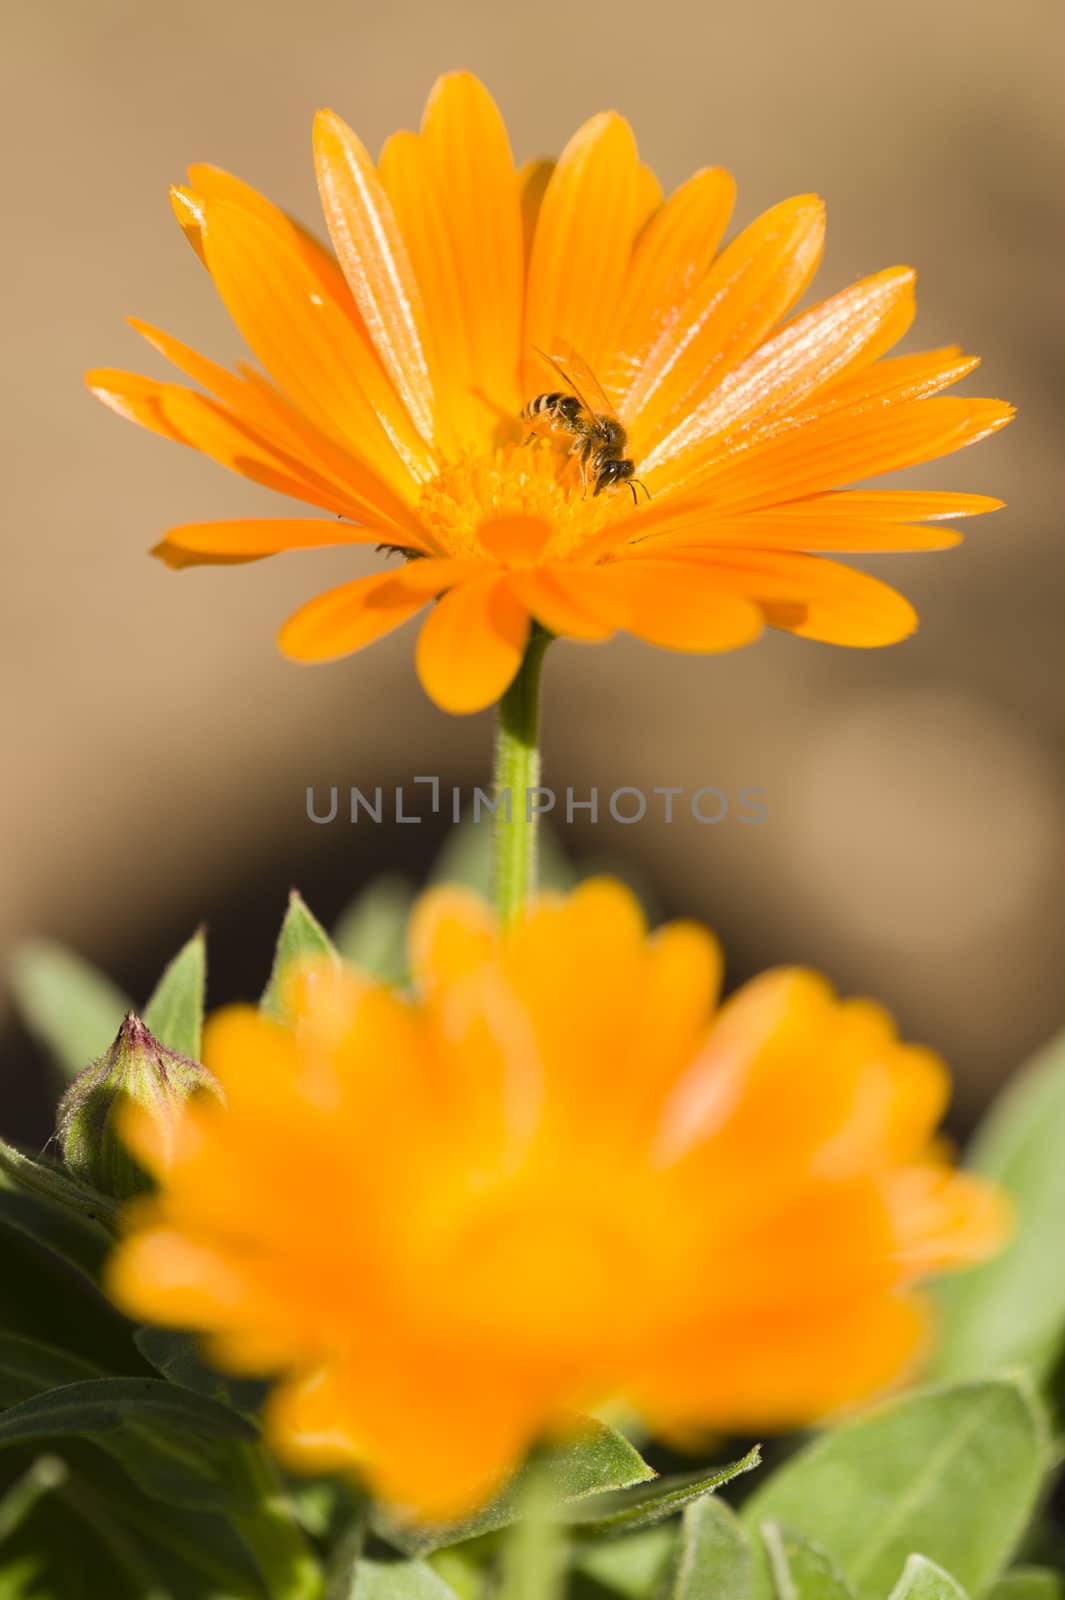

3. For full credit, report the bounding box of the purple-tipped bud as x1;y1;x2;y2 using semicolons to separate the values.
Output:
57;1013;223;1200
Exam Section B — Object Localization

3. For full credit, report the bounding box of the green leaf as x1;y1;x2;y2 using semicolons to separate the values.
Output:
670;1496;753;1600
762;1524;855;1600
934;1029;1065;1384
8;941;130;1081
575;1528;676;1600
0;1555;53;1600
0;1139;118;1278
426;1550;485;1600
0;1331;105;1407
261;892;339;1019
888;1557;971;1600
567;1447;761;1539
133;1327;267;1415
350;1557;460;1600
0;1377;256;1450
989;1572;1065;1600
377;1420;655;1556
742;1377;1048;1600
143;930;206;1060
889;1555;972;1600
334;876;416;983
0;1216;138;1372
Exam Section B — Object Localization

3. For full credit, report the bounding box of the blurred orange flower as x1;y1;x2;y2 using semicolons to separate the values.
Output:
107;880;1005;1520
87;73;1012;713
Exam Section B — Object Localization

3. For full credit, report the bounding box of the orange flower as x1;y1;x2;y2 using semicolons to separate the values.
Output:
87;74;1012;714
107;879;1005;1521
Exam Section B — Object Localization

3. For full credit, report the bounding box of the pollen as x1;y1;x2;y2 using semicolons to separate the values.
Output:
416;442;620;563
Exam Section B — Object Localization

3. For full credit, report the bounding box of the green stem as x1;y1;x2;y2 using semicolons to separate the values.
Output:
493;631;550;924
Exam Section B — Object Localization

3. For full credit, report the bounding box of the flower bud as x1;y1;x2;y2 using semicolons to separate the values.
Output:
57;1012;223;1200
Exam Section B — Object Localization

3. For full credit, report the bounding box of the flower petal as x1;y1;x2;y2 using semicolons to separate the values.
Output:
185;164;355;313
419;73;524;416
676;550;918;646
622;195;826;449
524;112;643;384
156;384;403;525
697;396;1014;515
152;518;426;570
201;199;430;494
86;368;185;442
410;886;498;993
518;158;553;271
507;564;619;641
415;573;530;713
475;515;553;564
278;560;479;663
582;560;765;652
610;166;736;388
640;267;918;481
314;108;436;444
635;1291;926;1433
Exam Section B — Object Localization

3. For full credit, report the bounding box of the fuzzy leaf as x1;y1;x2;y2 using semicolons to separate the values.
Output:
334;876;416;983
934;1030;1065;1384
0;1139;118;1278
349;1557;459;1600
261;891;339;1019
133;1327;266;1414
568;1447;761;1539
889;1557;970;1600
142;930;206;1060
671;1496;753;1600
762;1524;855;1600
8;941;130;1081
575;1527;676;1599
743;1378;1047;1600
377;1420;654;1556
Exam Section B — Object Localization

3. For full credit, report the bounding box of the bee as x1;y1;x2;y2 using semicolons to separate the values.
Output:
522;342;650;505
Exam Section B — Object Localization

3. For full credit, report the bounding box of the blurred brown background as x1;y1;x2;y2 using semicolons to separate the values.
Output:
3;0;1063;1140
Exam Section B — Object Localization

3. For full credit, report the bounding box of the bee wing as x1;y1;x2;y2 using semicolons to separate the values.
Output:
534;340;615;417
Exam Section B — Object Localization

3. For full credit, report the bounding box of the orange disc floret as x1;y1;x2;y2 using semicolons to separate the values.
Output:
107;879;1007;1521
87;72;1012;714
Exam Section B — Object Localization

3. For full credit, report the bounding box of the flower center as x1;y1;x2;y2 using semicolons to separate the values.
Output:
417;441;631;564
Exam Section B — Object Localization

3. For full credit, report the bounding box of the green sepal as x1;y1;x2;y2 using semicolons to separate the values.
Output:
261;891;339;1020
143;929;207;1061
742;1377;1049;1600
56;1014;222;1202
